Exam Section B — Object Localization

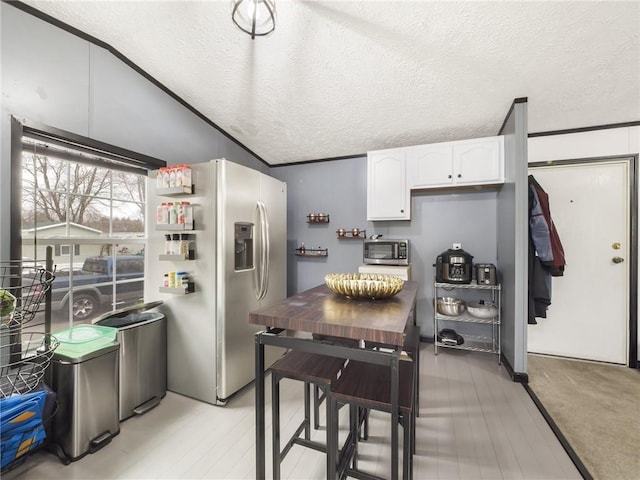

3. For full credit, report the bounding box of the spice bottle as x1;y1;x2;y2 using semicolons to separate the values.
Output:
171;234;180;255
164;234;172;255
179;234;189;257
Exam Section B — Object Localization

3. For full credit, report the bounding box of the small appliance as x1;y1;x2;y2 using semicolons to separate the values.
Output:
363;239;409;266
475;263;497;285
435;244;473;284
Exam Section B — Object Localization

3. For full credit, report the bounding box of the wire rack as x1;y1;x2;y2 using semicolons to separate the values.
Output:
0;262;55;328
0;261;58;398
0;332;59;398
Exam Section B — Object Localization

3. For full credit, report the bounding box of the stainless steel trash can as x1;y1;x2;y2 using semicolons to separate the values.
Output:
51;325;120;463
94;301;166;421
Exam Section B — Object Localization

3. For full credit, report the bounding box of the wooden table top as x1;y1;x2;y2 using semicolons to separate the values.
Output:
249;281;418;346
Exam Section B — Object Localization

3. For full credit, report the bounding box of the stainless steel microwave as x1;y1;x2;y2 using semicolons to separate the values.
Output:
363;239;410;266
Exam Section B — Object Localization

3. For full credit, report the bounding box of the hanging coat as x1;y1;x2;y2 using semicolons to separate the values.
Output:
528;175;566;276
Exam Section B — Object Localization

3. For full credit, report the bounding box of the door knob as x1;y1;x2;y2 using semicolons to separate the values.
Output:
612;256;625;264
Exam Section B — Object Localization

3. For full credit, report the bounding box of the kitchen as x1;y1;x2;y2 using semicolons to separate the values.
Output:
1;1;639;479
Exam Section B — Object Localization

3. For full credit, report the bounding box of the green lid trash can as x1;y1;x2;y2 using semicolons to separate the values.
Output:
50;324;120;463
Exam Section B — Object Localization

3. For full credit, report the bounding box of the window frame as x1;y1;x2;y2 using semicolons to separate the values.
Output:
10;116;166;261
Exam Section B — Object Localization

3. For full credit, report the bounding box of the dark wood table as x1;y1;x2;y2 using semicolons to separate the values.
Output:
250;281;418;480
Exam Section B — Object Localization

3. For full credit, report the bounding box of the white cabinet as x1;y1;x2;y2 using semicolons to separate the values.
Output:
406;144;454;188
407;136;504;189
367;135;504;221
367;149;410;221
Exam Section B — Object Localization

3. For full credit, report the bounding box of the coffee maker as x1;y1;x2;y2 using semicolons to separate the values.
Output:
435;244;473;284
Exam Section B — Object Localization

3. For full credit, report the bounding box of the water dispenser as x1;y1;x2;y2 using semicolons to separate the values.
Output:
234;223;254;271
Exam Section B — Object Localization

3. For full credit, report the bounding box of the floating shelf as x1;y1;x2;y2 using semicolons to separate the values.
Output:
337;229;366;239
159;252;195;261
306;214;330;224
155;223;194;232
159;282;195;295
294;248;328;257
156;185;194;196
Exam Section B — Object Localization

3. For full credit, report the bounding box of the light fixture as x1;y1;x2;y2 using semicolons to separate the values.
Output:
231;0;276;39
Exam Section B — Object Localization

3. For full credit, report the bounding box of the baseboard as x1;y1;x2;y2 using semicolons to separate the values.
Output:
523;384;593;480
501;354;529;383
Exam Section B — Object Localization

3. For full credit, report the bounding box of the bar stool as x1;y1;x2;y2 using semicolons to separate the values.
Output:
270;349;347;480
328;358;416;480
365;323;421;418
310;334;360;430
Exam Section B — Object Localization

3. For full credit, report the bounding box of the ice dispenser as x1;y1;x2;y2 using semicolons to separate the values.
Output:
234;223;254;270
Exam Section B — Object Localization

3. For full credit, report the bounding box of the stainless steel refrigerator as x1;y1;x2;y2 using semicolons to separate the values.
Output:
145;159;286;405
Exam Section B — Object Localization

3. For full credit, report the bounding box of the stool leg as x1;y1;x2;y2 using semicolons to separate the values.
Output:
327;395;338;480
402;414;412;480
304;382;311;440
314;384;321;430
272;373;281;480
412;403;416;456
363;408;369;441
350;404;359;470
415;346;420;418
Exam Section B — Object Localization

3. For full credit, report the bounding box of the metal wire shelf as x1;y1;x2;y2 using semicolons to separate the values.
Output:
0;262;55;328
1;259;58;398
0;331;59;398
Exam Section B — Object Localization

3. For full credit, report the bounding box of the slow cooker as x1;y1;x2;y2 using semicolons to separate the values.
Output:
435;247;473;284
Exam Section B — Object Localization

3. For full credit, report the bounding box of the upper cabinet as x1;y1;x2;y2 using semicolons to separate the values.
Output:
368;135;504;221
367;149;411;221
406;144;454;188
408;136;504;189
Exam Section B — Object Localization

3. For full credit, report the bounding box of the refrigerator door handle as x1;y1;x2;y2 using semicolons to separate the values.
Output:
255;202;263;300
256;201;269;301
262;202;270;300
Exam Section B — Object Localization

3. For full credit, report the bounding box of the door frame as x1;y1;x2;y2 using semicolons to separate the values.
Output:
529;154;638;368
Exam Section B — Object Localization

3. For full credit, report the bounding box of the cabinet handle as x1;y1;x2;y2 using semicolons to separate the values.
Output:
447;175;452;179
457;174;462;178
400;209;404;213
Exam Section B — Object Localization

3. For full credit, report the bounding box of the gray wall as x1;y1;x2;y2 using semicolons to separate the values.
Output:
0;3;267;261
273;157;500;337
497;101;529;376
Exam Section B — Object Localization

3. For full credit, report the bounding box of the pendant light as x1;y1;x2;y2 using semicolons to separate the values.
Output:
231;0;276;39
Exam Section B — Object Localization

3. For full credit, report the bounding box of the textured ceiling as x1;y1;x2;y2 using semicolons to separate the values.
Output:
22;1;640;165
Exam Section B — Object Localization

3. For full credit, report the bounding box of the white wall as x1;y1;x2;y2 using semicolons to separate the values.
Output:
528;127;639;163
528;125;640;363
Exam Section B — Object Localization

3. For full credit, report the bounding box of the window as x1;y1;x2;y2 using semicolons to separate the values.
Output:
55;245;80;256
12;118;165;330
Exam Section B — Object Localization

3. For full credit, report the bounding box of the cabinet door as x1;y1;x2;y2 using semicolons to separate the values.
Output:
453;136;504;185
367;150;410;220
407;144;454;188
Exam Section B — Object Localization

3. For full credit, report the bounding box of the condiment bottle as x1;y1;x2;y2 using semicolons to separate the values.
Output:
179;234;189;257
172;234;180;255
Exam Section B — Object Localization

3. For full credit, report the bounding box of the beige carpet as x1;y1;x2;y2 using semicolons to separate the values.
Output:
527;355;640;480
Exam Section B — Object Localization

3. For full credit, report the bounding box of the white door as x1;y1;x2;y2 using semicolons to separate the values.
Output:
527;160;630;364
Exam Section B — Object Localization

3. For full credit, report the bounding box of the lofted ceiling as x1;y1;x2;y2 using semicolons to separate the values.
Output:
21;1;640;166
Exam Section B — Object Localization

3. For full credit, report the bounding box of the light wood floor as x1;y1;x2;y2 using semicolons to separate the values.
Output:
4;344;581;479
